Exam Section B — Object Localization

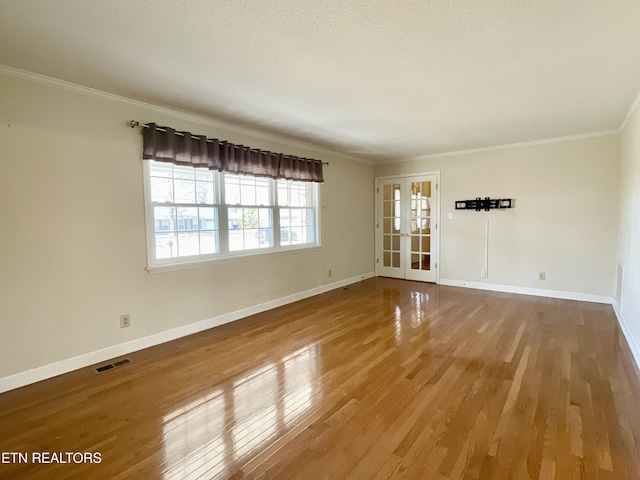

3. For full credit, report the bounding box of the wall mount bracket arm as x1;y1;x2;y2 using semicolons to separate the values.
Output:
455;197;513;211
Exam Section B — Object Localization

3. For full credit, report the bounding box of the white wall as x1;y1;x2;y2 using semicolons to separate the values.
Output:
376;135;621;299
0;74;375;382
617;97;640;364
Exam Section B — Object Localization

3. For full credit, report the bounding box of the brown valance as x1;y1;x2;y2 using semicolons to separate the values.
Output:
141;123;324;182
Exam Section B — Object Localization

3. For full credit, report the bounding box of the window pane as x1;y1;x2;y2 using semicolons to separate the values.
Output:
173;165;195;180
198;207;218;255
195;169;214;181
243;228;259;250
228;207;272;251
151;177;173;203
280;208;313;245
195;181;214;204
178;207;198;231
174;178;195;204
154;206;176;259
290;227;303;244
200;231;217;255
150;161;173;178
256;186;270;205
177;232;199;257
278;183;289;206
242;208;259;229
154;206;175;232
277;180;313;207
226;175;272;206
173;207;219;257
225;175;241;204
290;209;304;227
155;232;177;259
199;207;216;231
241;183;256;206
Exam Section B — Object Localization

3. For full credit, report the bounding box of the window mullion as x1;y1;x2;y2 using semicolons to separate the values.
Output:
273;206;281;247
218;173;229;254
272;179;282;248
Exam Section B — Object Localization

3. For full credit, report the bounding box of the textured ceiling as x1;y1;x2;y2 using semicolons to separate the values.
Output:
1;0;639;163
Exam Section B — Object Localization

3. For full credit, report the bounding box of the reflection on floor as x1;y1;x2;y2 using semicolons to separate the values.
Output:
162;346;318;479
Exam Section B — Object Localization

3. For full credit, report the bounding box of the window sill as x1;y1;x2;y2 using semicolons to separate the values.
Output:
146;244;322;274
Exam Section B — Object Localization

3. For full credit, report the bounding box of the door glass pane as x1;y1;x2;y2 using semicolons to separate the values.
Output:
411;235;419;252
408;181;432;272
422;236;431;253
381;181;402;270
411;253;431;270
421;218;430;233
393;184;401;232
411;254;420;270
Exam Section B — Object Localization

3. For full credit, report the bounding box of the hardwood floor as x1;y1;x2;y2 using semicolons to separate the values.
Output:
1;278;640;479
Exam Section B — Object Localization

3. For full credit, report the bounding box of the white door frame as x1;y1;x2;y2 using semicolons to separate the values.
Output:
374;171;441;283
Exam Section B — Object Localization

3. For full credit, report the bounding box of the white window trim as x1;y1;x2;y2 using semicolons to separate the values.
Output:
142;161;322;273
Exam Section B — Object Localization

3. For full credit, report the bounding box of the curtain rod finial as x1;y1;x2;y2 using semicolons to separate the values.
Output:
130;120;140;128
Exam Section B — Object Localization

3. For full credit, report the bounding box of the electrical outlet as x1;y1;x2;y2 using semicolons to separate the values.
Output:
328;269;332;277
480;270;487;278
539;272;546;281
120;314;130;328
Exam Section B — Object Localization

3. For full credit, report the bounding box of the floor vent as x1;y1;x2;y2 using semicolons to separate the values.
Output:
94;358;131;374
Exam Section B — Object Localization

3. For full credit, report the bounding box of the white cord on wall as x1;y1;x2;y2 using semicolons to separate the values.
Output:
485;219;489;275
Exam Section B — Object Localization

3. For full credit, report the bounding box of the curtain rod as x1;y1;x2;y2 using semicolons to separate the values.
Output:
129;120;329;165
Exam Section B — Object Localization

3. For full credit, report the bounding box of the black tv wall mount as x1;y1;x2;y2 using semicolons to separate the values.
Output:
455;197;513;211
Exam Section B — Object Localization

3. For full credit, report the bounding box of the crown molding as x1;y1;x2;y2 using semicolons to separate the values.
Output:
621;87;640;132
385;129;621;165
2;64;631;166
0;65;373;166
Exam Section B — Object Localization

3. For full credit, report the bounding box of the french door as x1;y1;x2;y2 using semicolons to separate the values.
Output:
376;174;438;282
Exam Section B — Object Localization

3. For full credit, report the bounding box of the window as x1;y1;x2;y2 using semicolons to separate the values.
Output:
225;174;274;251
144;160;319;268
277;180;316;246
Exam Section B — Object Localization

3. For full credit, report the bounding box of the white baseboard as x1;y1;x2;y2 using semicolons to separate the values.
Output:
438;278;614;304
0;272;375;394
438;279;640;372
613;302;640;372
439;278;640;370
